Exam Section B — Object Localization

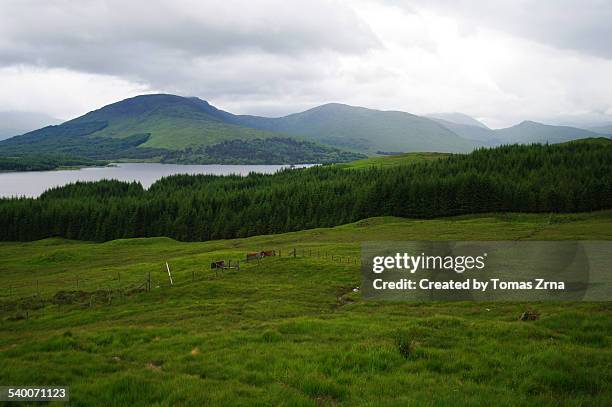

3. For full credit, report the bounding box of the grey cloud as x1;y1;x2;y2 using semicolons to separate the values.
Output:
0;0;380;79
391;0;612;59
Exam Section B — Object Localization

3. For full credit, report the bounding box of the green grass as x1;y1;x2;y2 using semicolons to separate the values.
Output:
91;112;279;151
339;152;452;169
1;211;611;406
562;137;612;146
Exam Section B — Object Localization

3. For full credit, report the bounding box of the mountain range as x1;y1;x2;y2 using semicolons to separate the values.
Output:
0;94;608;164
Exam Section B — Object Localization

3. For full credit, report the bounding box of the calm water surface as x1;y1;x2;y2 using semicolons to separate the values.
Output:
0;163;310;198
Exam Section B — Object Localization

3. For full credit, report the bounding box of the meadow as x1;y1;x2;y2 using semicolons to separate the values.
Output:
1;211;611;406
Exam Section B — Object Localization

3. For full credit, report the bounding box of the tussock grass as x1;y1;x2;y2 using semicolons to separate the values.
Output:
0;212;611;405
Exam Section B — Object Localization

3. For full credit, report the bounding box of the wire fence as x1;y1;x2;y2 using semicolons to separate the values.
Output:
0;247;363;314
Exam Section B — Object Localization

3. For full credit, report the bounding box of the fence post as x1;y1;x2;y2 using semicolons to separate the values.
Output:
76;276;79;289
147;272;151;292
237;260;240;271
166;262;173;285
293;248;296;258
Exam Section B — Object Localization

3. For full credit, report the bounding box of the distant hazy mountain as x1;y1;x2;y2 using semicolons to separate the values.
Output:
426;112;489;129
0;111;61;140
429;117;598;146
585;124;612;135
232;103;476;153
427;117;500;145
494;121;598;144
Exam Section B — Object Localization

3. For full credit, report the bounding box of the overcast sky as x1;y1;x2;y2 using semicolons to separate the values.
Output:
1;0;611;128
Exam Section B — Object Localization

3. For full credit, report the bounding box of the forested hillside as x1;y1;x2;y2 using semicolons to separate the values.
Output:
0;155;105;172
164;137;365;164
0;142;610;241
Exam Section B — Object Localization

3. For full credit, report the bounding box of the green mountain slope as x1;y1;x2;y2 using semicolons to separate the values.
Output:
0;95;364;164
232;103;477;153
67;94;278;150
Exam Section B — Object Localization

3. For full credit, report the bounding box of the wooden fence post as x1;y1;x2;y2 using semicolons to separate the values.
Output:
166;262;173;285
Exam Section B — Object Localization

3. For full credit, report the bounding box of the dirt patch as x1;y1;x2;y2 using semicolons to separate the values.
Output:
335;285;359;308
52;290;107;305
146;361;163;372
0;296;45;313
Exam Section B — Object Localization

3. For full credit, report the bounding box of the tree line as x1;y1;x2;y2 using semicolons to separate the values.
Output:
0;155;106;172
0;142;610;242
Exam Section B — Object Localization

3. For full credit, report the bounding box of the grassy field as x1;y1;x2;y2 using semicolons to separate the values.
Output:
339;152;452;169
1;211;611;406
